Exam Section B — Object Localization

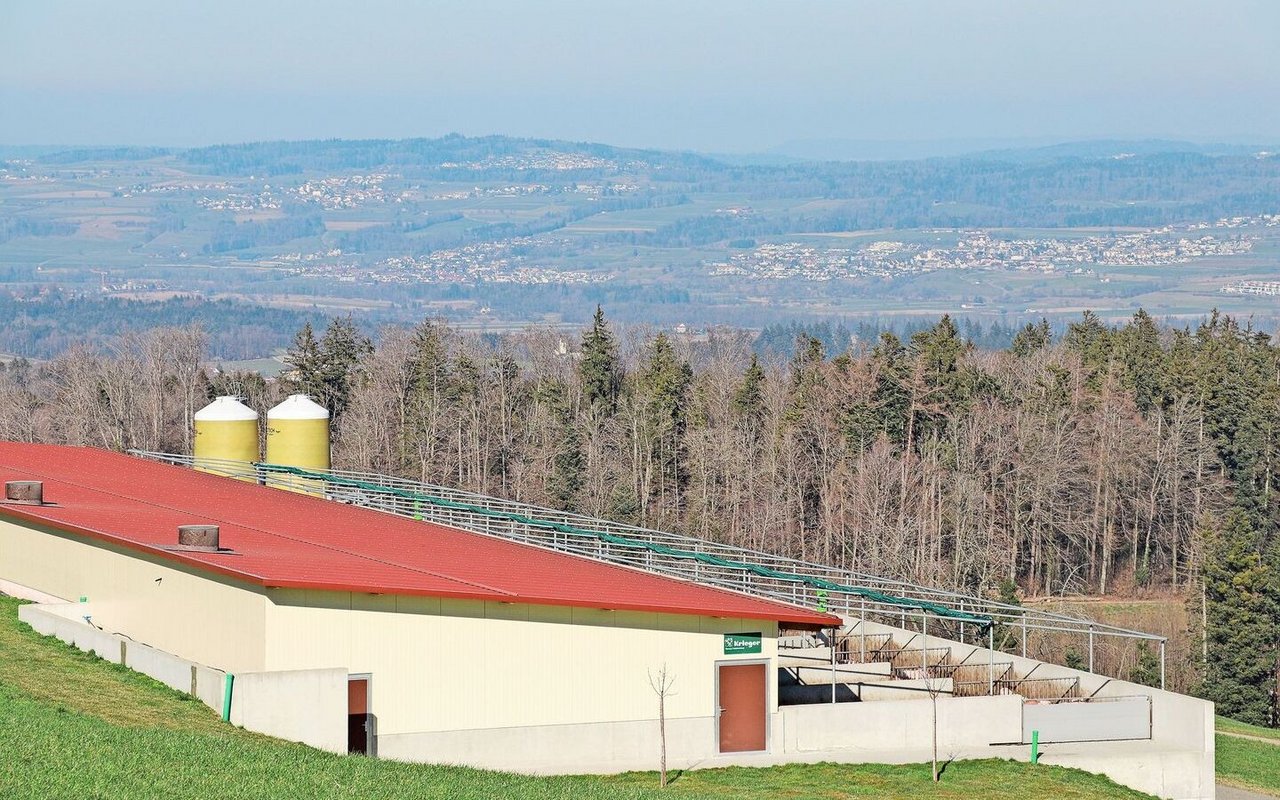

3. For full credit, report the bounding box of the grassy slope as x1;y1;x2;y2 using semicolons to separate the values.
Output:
1217;715;1280;743
0;594;1154;800
1215;716;1280;796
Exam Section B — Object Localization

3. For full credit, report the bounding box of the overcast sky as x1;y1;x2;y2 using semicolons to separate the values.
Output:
2;0;1277;152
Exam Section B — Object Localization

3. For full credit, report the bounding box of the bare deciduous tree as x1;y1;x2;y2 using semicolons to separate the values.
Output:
648;664;677;789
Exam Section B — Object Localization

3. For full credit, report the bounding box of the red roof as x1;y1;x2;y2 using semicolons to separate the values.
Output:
0;443;836;628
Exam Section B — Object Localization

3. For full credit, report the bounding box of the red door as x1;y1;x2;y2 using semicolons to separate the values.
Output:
348;677;370;754
718;663;767;752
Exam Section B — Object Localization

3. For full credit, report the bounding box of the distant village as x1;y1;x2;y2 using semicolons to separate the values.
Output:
6;151;1277;289
709;223;1264;282
269;236;612;287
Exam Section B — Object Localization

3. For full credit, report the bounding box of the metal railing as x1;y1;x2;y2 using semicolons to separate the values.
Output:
997;676;1081;701
129;450;1168;686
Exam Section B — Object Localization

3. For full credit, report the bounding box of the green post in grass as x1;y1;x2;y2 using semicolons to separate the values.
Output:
1031;729;1040;764
221;673;235;722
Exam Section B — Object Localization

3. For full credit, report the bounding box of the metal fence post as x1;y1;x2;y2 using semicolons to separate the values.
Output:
988;625;995;694
860;599;867;662
831;626;837;704
922;613;929;678
1159;639;1166;690
1088;625;1095;674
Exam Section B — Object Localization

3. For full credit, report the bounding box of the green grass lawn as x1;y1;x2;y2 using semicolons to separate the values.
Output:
0;594;1154;799
1217;715;1280;742
1215;715;1280;796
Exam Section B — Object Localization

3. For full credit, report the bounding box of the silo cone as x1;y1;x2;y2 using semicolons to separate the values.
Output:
193;396;259;482
264;394;330;495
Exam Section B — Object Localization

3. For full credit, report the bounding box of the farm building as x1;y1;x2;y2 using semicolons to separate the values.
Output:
0;435;1217;800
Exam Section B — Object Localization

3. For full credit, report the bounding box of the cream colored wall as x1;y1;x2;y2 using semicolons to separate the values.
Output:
265;588;779;737
0;518;267;672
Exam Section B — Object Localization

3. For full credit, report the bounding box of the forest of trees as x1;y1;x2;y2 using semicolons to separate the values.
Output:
0;293;322;360
0;308;1275;723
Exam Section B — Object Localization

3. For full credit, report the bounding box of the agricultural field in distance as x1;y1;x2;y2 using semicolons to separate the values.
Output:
2;136;1279;360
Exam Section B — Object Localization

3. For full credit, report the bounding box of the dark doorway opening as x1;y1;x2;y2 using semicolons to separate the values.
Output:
348;676;373;755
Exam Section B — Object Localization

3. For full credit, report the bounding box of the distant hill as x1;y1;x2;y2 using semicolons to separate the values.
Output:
765;136;1062;162
174;135;723;177
764;137;1279;164
964;139;1278;164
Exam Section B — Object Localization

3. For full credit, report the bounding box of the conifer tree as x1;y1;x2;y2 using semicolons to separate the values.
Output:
906;315;977;443
784;334;826;424
549;424;585;510
284;321;325;400
317;316;372;422
1200;509;1280;726
1115;309;1165;412
1010;318;1052;357
732;353;766;428
638;333;693;507
580;306;621;415
1064;310;1114;392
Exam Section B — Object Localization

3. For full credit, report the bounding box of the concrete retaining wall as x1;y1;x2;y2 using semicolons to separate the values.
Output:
783;694;1023;752
230;668;347;754
16;601;345;753
794;662;892;684
1024;696;1151;743
382;694;1016;776
20;602;226;711
381;715;720;774
19;602;126;666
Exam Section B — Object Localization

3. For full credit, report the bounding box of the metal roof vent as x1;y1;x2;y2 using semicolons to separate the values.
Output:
5;481;44;505
177;524;220;551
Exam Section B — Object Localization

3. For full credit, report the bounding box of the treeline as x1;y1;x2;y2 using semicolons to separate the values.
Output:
177;135;717;178
329;194;666;258
306;310;1251;598
0;218;76;245
754;318;1025;358
204;215;326;254
0;308;1274;723
0;293;321;360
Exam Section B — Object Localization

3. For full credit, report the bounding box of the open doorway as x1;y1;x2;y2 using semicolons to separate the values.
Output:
347;674;374;755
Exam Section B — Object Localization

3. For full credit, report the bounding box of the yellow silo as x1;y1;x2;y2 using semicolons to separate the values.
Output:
265;394;330;494
193;396;259;481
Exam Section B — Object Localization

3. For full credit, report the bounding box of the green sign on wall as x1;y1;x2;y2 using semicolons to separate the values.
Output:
724;632;763;655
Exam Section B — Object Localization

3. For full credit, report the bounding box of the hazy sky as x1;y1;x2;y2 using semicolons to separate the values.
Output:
2;0;1278;152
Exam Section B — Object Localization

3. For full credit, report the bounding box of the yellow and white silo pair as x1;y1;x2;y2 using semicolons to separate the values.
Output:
193;393;330;493
264;394;330;494
193;396;259;481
